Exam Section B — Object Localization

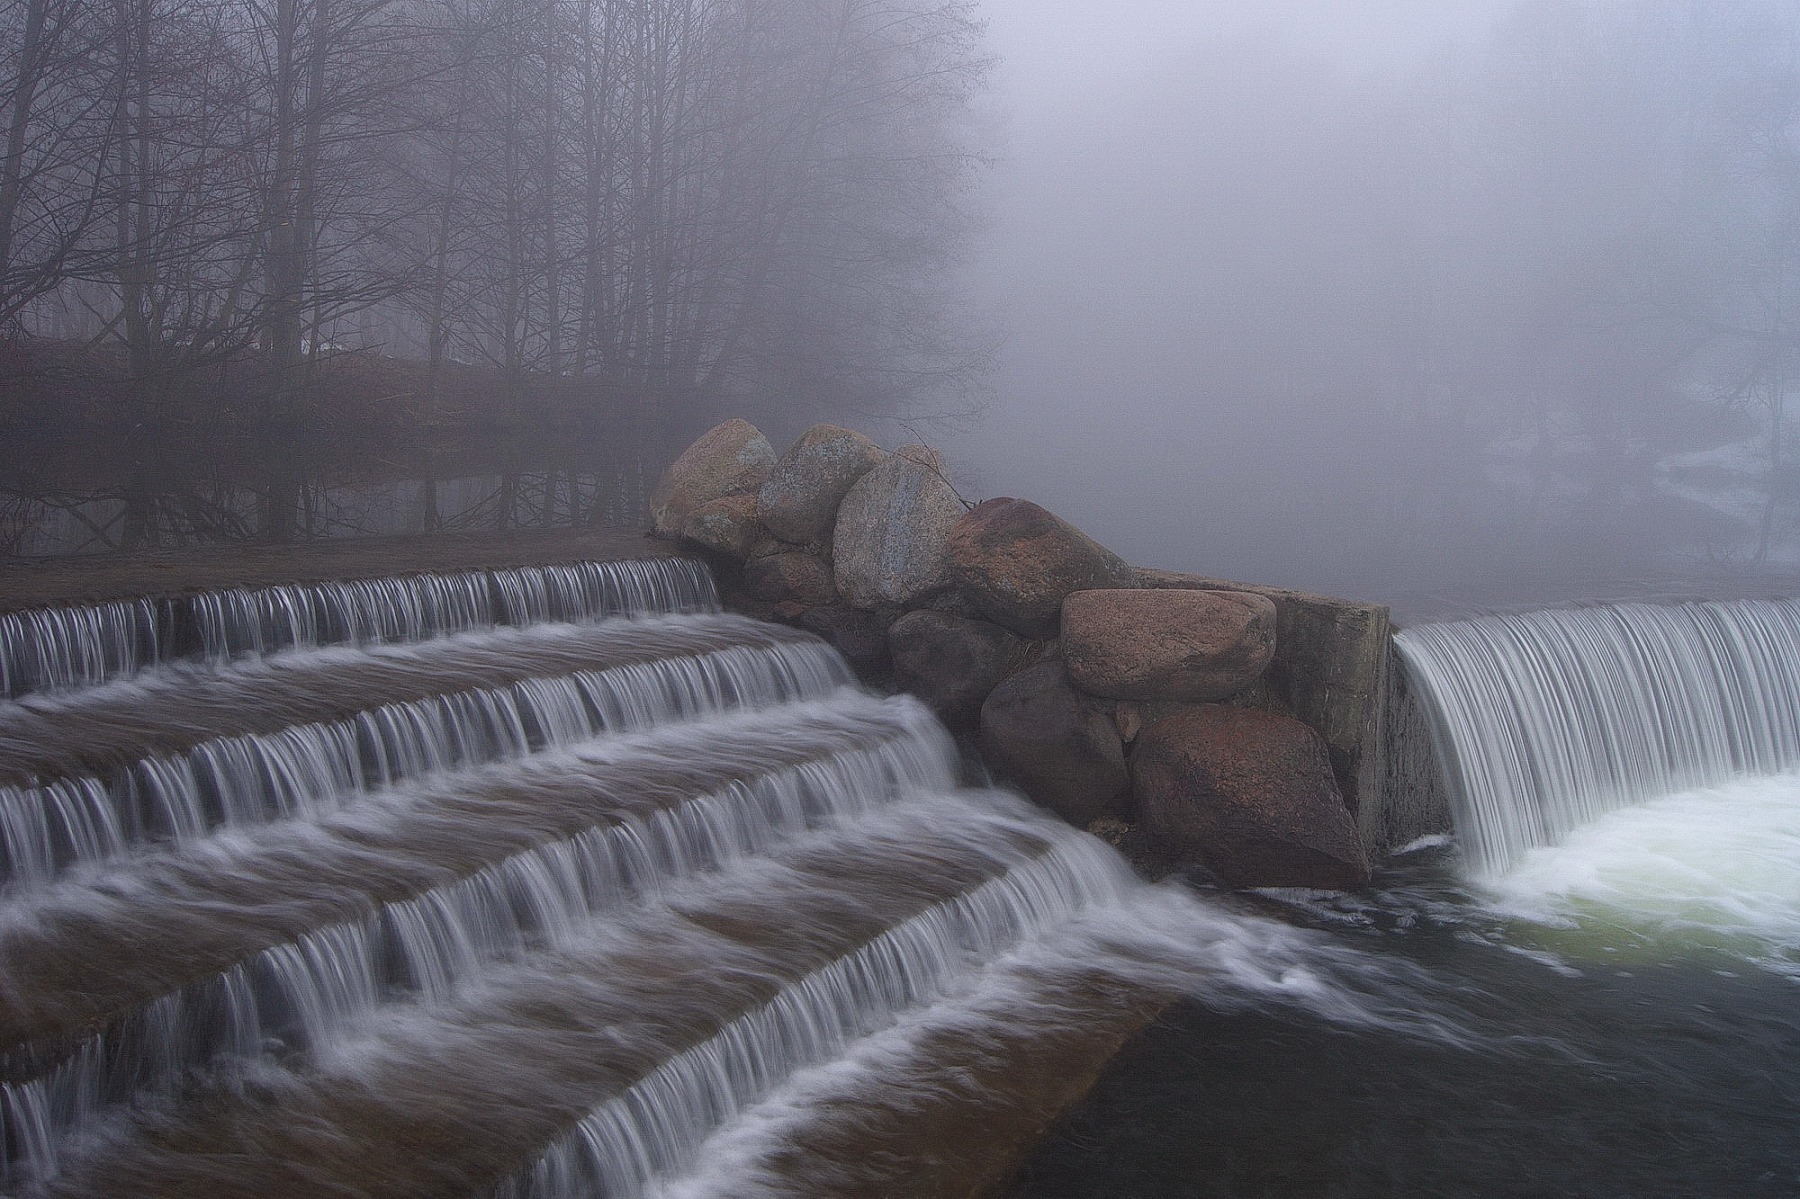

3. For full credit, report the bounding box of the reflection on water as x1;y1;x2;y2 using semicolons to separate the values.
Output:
0;433;652;557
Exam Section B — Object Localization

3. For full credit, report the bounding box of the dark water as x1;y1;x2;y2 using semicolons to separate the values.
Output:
0;431;652;558
1012;593;1800;1199
1009;843;1800;1199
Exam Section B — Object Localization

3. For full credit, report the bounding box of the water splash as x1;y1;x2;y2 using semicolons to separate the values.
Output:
1;701;951;1182
0;600;159;698
1482;771;1800;977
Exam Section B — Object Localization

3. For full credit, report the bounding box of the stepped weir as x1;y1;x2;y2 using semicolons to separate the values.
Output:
0;556;1194;1197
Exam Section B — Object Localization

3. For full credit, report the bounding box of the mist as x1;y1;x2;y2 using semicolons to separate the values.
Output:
958;0;1800;616
3;0;1799;618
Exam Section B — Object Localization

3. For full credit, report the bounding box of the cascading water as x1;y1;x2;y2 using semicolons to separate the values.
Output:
1393;597;1800;876
0;558;715;697
0;557;1414;1199
1005;593;1800;1199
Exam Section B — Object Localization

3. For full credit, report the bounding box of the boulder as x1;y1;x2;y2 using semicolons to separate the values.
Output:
1062;588;1277;702
947;498;1135;638
1138;568;1393;852
650;419;776;537
1114;702;1143;744
1130;706;1369;889
979;662;1128;826
832;446;965;608
888;610;1031;725
799;604;894;670
744;551;837;605
678;494;765;560
757;424;886;545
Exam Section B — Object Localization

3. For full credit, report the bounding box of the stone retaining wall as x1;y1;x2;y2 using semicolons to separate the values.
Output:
652;419;1421;889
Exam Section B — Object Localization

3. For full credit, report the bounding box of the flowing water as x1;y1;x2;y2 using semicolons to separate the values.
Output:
0;558;1450;1198
1012;596;1800;1198
7;568;1798;1197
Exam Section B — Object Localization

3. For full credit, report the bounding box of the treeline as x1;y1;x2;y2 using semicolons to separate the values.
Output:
0;0;992;434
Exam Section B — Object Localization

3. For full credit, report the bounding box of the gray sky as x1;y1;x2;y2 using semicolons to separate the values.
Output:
977;0;1509;106
941;0;1800;607
951;0;1524;595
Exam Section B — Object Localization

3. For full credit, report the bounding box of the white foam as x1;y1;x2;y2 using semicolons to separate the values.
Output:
1394;833;1455;855
1480;771;1800;977
648;884;1472;1199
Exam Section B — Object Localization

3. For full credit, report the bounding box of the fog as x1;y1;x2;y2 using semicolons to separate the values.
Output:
956;0;1800;617
3;0;1799;616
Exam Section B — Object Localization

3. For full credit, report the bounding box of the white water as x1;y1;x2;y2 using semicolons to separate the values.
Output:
646;882;1469;1199
1482;771;1800;978
0;600;157;698
0;636;847;890
1;559;1468;1198
1395;597;1800;876
0;558;716;698
0;696;949;1179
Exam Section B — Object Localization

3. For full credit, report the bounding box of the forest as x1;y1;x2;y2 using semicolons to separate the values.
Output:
0;0;992;441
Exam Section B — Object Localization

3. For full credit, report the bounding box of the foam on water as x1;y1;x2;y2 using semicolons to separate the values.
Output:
1480;771;1800;978
640;880;1473;1199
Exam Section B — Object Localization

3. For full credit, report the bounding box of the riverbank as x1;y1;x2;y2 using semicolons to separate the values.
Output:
0;527;690;614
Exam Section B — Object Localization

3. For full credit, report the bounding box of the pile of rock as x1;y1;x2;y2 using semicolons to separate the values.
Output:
650;419;1371;890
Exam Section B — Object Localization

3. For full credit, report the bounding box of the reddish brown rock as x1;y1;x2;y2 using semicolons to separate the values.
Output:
1136;568;1393;850
650;419;776;537
757;424;886;545
1062;588;1276;702
1114;702;1144;744
1130;705;1369;889
979;662;1127;826
744;552;836;604
888;610;1031;725
947;499;1135;638
678;494;765;560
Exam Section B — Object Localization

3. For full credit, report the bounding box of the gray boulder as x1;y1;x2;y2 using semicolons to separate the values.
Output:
888;610;1031;725
650;419;776;537
979;662;1128;826
832;446;965;608
679;494;765;560
757;424;886;545
1062;588;1277;702
1130;705;1369;889
947;498;1135;637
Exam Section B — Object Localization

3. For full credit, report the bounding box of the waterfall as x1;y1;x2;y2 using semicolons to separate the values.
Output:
498;829;1134;1199
0;558;715;698
0;636;849;891
0;600;159;699
0;556;1240;1198
1394;597;1800;876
